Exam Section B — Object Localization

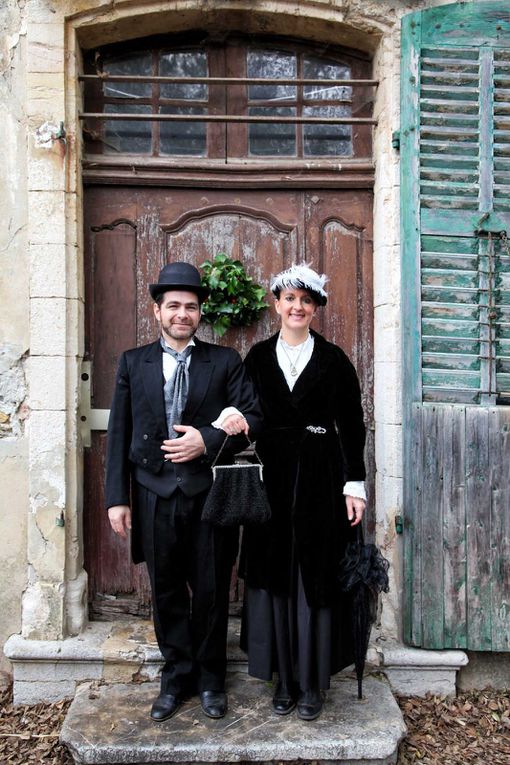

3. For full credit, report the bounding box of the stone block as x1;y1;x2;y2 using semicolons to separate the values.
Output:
386;667;458;697
28;191;66;245
27;409;67;554
30;297;66;355
21;581;65;641
67;244;84;301
373;189;399;248
66;297;84;358
373;244;401;308
13;658;102;684
26;355;66;410
375;422;403;479
28;141;66;192
65;569;88;636
458;651;510;692
27;23;65;73
14;679;77;705
27;502;66;578
61;674;406;765
65;191;85;268
374;361;402;425
27;71;65;101
27;42;65;75
27;22;64;50
373;303;400;354
375;473;403;515
382;645;468;697
30;243;66;297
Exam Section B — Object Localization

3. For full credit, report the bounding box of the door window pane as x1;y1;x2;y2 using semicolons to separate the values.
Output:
104;103;152;154
160;52;208;100
303;57;353;156
160;106;207;155
103;54;152;98
303;105;352;156
249;107;296;156
303;56;352;101
247;50;297;101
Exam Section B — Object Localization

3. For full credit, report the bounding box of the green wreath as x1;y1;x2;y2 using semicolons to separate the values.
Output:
200;253;269;337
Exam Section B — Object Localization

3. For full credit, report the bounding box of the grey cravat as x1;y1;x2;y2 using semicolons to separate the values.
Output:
160;339;193;439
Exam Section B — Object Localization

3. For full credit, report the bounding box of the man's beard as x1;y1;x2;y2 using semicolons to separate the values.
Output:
162;321;197;342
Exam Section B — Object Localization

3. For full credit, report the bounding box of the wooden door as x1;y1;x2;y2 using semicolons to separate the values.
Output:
83;186;373;618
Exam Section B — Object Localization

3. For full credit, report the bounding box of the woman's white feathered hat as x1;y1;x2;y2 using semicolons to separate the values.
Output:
270;263;328;306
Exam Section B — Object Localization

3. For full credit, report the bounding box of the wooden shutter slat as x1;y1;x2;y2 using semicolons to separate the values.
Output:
423;337;480;355
422;318;480;339
423;353;481;371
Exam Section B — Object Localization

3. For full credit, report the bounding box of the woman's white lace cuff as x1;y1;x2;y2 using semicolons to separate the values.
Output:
343;481;367;501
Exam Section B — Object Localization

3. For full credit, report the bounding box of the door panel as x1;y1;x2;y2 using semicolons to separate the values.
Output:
305;191;375;516
83;186;373;616
83;217;152;618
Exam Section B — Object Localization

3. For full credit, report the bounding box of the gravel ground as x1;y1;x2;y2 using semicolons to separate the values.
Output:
0;684;509;764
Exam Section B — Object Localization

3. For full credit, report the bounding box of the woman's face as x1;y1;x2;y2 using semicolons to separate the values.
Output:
275;288;317;333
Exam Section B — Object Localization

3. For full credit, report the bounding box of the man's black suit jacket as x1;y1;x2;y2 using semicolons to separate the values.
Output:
105;337;262;561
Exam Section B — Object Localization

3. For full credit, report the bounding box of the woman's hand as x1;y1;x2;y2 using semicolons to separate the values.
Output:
345;496;366;527
220;413;249;436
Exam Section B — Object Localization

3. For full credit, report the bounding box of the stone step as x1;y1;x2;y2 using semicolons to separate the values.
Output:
60;671;406;765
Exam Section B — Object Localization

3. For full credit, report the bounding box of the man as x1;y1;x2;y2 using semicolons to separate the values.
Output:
106;262;262;722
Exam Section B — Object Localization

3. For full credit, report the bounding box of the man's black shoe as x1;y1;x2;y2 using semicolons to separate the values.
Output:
296;689;323;721
150;692;181;722
272;682;296;715
199;690;227;719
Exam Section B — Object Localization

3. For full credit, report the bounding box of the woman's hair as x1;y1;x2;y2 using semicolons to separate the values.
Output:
270;263;328;306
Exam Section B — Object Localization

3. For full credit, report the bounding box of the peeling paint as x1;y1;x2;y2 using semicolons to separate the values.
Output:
0;344;28;438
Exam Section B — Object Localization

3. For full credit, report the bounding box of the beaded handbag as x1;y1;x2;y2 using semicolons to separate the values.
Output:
201;435;272;527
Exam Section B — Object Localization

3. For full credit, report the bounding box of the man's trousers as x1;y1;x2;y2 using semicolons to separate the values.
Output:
136;484;239;697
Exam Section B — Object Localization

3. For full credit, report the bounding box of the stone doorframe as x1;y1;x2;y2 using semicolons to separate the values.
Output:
22;0;402;645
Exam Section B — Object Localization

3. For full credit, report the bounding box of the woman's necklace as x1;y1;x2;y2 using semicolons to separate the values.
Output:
279;334;310;376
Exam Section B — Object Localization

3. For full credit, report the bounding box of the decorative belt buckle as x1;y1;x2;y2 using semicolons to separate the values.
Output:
306;425;327;434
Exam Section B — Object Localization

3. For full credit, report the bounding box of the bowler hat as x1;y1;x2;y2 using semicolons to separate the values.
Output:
149;262;209;302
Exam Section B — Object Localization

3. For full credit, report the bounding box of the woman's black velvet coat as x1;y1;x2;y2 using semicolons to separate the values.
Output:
240;330;366;611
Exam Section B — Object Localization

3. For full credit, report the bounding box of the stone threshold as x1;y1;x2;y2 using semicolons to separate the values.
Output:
4;618;468;705
4;618;246;705
60;672;407;765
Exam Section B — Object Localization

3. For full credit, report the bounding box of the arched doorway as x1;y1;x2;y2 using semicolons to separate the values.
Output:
81;33;375;618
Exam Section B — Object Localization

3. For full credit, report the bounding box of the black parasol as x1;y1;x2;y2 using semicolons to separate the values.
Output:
338;526;390;699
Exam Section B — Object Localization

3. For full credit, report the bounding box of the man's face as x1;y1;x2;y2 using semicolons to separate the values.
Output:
153;290;201;347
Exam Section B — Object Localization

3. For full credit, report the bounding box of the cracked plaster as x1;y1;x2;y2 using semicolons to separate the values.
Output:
0;344;28;438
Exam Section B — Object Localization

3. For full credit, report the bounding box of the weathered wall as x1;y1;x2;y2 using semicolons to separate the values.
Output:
0;0;29;680
0;0;457;679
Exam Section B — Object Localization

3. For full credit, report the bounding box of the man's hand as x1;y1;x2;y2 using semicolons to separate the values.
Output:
220;413;250;436
161;425;206;463
345;496;366;527
108;505;132;538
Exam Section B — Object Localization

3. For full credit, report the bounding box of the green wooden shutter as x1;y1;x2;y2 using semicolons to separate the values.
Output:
402;2;510;405
401;2;510;651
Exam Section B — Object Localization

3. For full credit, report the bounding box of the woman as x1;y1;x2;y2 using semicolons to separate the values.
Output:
239;263;367;721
